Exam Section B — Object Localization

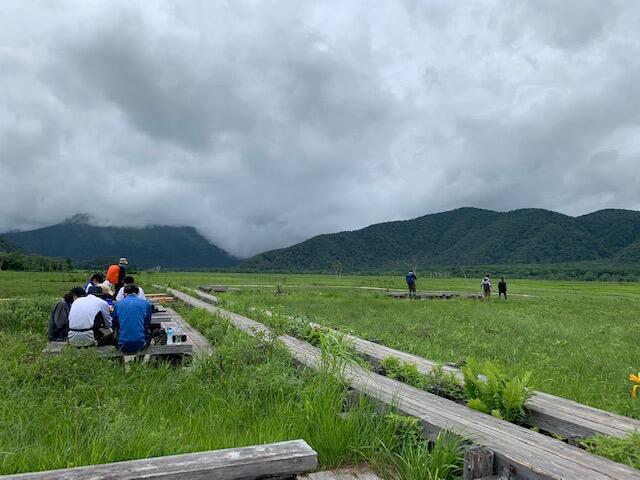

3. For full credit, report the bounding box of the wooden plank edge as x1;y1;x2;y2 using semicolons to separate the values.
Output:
0;439;317;480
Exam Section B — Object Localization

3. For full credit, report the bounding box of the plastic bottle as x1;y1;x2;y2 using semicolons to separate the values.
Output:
166;327;174;345
174;325;182;345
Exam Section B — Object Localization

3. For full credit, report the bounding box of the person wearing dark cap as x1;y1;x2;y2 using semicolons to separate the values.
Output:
48;287;86;341
84;273;105;293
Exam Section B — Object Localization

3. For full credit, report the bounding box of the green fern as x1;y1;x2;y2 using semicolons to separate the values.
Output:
467;398;490;414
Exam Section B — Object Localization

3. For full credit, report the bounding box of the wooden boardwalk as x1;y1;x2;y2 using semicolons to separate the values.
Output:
244;305;640;440
159;306;213;358
387;291;483;300
299;468;381;480
329;326;640;439
166;287;640;480
0;440;317;480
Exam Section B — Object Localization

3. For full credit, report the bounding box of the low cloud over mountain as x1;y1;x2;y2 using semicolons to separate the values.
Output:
1;1;639;257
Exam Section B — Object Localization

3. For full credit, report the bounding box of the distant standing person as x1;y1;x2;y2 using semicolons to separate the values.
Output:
498;277;507;300
106;257;128;295
481;274;492;299
406;271;417;297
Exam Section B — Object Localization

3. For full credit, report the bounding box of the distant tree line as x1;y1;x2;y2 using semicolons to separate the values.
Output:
0;252;72;272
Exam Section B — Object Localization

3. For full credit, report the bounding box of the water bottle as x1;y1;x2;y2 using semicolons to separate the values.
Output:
166;327;174;345
174;325;182;345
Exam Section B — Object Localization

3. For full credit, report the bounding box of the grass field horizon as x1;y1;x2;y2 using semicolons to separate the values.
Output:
2;270;640;475
2;271;640;414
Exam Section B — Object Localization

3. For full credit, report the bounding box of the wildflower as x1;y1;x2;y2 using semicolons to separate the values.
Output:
629;373;640;398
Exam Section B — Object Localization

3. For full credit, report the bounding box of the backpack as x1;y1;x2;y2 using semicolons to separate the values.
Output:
106;264;121;285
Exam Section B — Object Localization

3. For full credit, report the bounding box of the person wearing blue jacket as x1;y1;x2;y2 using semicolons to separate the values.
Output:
112;284;152;353
405;271;417;297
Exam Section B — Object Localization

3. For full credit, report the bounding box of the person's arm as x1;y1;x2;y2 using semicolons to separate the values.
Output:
53;302;69;330
144;302;152;335
111;304;119;332
100;301;113;329
138;287;146;300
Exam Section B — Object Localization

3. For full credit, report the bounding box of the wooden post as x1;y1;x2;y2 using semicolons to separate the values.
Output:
464;446;494;480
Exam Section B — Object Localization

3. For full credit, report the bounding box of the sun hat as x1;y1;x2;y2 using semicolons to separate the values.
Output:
119;257;129;265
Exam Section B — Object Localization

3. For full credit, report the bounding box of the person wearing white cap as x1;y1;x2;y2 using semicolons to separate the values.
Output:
106;257;129;297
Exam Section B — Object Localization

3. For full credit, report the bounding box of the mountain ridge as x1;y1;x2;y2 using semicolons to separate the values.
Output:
240;207;640;272
3;221;238;269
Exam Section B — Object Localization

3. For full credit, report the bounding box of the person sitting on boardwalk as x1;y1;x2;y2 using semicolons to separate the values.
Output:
115;276;146;302
481;274;492;299
48;287;86;341
498;277;507;300
405;271;417;297
112;284;153;353
68;287;114;347
84;272;105;293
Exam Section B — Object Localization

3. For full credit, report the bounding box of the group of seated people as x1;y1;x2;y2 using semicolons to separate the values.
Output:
48;274;153;354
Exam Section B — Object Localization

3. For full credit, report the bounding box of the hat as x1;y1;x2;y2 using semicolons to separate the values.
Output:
87;286;103;295
119;257;128;265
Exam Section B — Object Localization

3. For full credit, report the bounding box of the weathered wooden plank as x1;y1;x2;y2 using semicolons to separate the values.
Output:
326;327;640;439
0;440;317;480
249;305;640;439
189;288;219;305
300;469;382;480
43;342;193;357
163;306;213;357
464;446;494;479
166;287;640;480
200;284;229;292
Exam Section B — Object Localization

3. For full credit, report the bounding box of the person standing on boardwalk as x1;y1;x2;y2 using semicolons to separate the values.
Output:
481;274;492;299
106;257;128;295
406;271;417;297
498;277;507;300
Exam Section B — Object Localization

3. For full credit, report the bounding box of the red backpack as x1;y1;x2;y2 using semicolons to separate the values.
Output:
106;264;121;284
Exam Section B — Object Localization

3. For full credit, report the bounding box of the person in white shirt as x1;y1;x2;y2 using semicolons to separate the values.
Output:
116;276;146;302
68;290;114;347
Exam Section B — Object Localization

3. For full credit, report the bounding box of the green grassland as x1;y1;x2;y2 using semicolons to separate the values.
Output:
0;273;463;478
2;271;639;419
135;271;640;418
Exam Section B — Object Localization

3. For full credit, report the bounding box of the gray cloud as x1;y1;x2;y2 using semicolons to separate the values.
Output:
1;0;640;257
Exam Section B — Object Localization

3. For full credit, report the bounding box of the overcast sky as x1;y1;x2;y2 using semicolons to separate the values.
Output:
1;1;639;257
